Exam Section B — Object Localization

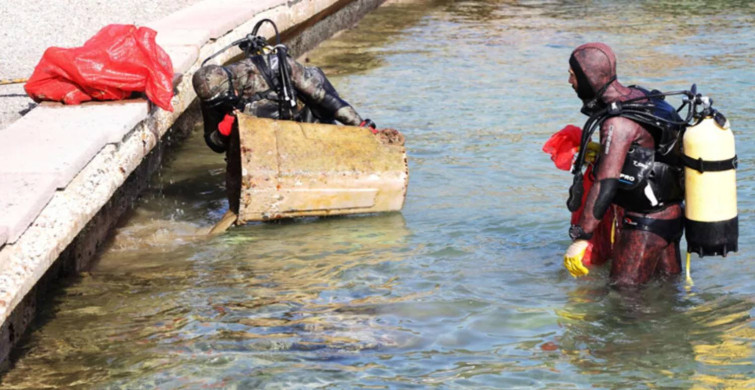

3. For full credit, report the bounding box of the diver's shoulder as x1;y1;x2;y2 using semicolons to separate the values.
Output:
601;115;637;129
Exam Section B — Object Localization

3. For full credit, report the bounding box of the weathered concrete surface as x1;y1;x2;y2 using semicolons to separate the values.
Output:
0;173;58;244
235;116;408;221
0;100;150;245
0;0;386;370
0;101;149;186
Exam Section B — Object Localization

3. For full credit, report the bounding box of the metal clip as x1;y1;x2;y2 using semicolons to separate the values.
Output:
608;102;622;116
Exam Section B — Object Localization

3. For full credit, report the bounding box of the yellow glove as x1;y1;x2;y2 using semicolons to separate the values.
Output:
564;239;590;278
584;141;601;163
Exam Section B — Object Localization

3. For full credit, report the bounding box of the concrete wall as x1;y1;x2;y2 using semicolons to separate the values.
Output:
0;0;385;368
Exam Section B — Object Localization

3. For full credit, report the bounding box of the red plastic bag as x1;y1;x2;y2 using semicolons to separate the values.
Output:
25;24;174;111
542;124;582;171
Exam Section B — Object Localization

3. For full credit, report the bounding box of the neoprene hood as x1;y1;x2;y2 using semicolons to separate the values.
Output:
569;42;617;115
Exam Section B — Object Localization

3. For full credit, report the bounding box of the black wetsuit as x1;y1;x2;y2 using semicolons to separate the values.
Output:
568;42;684;286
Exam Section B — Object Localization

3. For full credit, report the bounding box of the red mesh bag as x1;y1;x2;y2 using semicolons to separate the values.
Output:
542;124;582;171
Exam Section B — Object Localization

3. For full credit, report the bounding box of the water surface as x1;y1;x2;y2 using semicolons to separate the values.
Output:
2;0;754;388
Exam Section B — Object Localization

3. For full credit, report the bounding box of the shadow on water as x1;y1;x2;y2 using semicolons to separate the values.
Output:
641;0;755;14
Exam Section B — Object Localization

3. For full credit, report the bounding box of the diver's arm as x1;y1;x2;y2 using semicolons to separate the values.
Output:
199;103;229;153
193;63;237;153
576;117;639;234
288;58;364;126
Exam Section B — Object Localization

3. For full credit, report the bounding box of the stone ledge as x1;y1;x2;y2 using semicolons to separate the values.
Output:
0;173;58;244
0;108;108;190
163;45;200;75
147;0;273;40
0;99;150;228
153;28;210;49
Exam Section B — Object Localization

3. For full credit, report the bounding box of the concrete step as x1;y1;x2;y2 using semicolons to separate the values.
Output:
162;45;199;77
147;0;270;40
0;173;59;244
0;100;148;244
0;101;149;185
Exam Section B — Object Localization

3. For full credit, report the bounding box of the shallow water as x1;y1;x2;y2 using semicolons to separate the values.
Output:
2;0;754;388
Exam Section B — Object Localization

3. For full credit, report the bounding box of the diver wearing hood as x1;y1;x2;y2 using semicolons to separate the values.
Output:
564;43;684;286
192;20;371;154
192;20;379;217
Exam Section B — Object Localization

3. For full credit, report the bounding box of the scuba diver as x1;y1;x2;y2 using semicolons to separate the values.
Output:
562;42;738;286
192;20;383;229
192;19;375;155
563;42;686;286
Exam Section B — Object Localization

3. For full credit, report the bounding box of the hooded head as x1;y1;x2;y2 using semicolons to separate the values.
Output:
568;42;617;115
192;65;237;108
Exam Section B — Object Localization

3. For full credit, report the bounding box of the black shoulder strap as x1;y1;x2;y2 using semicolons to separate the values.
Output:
250;54;278;92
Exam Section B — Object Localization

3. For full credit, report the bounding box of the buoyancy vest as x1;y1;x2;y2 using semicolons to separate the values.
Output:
609;86;685;213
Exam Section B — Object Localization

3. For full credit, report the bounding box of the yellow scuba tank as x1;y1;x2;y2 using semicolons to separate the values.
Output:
682;109;738;257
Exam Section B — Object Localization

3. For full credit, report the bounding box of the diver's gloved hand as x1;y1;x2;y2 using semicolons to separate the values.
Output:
205;130;229;154
564;239;591;278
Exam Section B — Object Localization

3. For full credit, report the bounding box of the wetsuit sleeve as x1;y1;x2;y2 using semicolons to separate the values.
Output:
199;103;229;153
577;117;638;234
287;57;364;126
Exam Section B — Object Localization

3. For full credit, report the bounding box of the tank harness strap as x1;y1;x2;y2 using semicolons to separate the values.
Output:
681;154;738;173
222;66;249;111
250;55;278;92
622;214;683;243
250;51;296;120
274;45;296;108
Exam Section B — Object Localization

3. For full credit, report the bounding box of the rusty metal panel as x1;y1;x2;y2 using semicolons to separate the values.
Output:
235;115;408;222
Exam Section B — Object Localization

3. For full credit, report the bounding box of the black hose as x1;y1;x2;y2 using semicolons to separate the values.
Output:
251;19;280;45
275;45;297;119
201;19;283;66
